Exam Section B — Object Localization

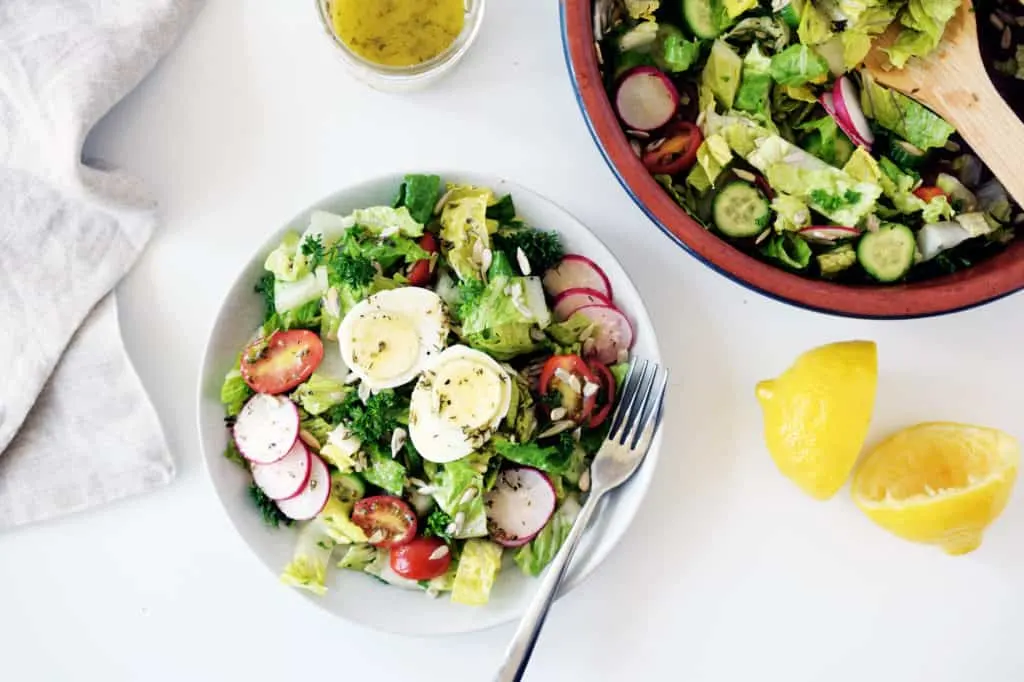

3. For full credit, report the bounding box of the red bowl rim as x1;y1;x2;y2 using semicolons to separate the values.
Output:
560;0;1024;318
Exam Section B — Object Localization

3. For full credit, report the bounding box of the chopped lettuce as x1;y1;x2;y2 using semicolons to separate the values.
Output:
842;146;882;185
859;72;955;150
545;310;592;355
624;0;659;21
264;232;309;282
320;424;362;472
618;21;659;52
459;275;549;359
492;436;576;476
652;24;701;73
319;497;369;544
301;210;355;249
451;539;503;606
439;185;494;282
362;449;407;496
703;40;743;110
695;134;733;188
392;173;441;224
817;243;858;277
885;0;960;69
431;459;488;539
797;116;853;167
769;44;829;86
734;45;773;120
336;543;377;571
505;370;538;444
797;1;834;45
292;373;348;416
761;232;812;269
274;267;328;313
514;496;582;577
280;519;336;596
725;0;759;19
771;193;812;232
220;366;252;417
351;206;423;238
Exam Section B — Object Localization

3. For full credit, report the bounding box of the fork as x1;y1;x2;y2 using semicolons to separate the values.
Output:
493;358;669;682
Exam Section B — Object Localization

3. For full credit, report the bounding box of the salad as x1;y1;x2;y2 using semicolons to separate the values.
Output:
219;175;635;606
600;0;1022;283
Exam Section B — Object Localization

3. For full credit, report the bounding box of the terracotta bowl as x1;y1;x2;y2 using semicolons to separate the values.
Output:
560;0;1024;318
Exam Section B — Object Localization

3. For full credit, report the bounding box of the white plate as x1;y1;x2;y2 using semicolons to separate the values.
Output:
196;172;663;636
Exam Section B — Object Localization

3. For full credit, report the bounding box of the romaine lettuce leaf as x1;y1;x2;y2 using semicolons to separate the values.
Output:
280;519;336;596
431;459;488;539
624;0;659;21
459;274;547;359
859;72;955;150
362;449;406;496
514;496;582;576
652;24;701;73
769;44;829;86
797;116;853;167
264;232;309;282
771;193;812;232
702;40;743;110
725;0;759;19
439;185;494;282
798;1;834;45
451;539;503;606
220;365;252;417
695;134;733;188
761;232;812;269
885;0;959;69
734;45;773;119
292;373;348;416
351;206;423;238
318;497;369;544
392;174;440;225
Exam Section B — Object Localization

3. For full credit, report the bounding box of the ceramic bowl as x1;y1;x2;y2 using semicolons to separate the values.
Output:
560;0;1024;318
197;171;663;635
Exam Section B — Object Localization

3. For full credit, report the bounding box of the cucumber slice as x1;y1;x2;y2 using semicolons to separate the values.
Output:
774;0;803;29
713;181;771;238
888;139;927;170
857;224;916;282
683;0;722;39
330;471;366;503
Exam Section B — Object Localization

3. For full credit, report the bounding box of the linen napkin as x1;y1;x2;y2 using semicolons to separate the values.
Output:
0;0;199;529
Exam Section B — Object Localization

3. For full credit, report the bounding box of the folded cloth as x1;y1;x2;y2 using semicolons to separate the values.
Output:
0;0;200;529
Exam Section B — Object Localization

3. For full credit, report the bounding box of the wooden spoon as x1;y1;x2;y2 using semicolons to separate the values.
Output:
864;0;1024;205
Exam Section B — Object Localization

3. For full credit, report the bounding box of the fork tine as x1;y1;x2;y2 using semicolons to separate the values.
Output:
613;361;656;446
607;358;644;439
620;365;661;448
629;367;668;450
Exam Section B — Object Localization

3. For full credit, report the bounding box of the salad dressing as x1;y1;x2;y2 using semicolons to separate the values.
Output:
329;0;464;67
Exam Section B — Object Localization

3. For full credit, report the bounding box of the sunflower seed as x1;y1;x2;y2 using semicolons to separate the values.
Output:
550;407;568;421
428;252;439;273
298;429;321;451
530;327;547;342
454;511;466;534
579;469;591;492
511;296;533;319
573;427;582;442
433;189;454;216
991;12;1006;30
380;225;399;239
1003;25;1013;50
582;381;600;398
445;522;457;536
429;545;450;561
472;238;484;264
582;337;596;356
480;248;493;273
616;348;629;364
324;287;341;318
409;477;428;488
645;137;666;153
944;139;961;153
732;168;757;183
358;381;371;403
630;139;642;157
594;40;604;65
368;530;386;544
417;485;438;496
537;420;577;438
516;247;532;276
554;367;582;393
390;427;407;458
460;487;478;505
755;228;772;245
626;129;651;139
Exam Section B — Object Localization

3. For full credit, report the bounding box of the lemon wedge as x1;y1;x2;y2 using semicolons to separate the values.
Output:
852;422;1020;555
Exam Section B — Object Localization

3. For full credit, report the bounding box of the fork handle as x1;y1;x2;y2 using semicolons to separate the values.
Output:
493;490;605;682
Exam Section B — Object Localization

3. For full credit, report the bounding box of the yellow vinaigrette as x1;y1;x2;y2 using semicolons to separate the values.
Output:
330;0;465;67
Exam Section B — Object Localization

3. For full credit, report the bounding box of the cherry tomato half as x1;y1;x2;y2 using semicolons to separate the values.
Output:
913;186;947;203
538;355;598;423
240;329;324;395
586;361;617;429
390;537;452;581
641;122;702;175
352;496;418;548
406;232;439;287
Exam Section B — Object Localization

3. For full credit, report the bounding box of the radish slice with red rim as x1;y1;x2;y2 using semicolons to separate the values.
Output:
571;304;635;365
831;76;874;148
276;454;331;521
615;66;679;132
552;287;612;321
542;255;613;300
233;394;299;465
485;467;557;547
799;226;862;244
251;439;312;500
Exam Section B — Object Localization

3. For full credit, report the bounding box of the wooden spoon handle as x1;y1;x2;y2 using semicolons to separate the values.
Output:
943;77;1024;207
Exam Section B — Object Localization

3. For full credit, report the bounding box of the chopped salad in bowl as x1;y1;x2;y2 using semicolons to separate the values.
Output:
596;0;1021;284
211;174;646;612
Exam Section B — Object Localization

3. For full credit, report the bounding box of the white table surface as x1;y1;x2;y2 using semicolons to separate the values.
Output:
4;2;1024;681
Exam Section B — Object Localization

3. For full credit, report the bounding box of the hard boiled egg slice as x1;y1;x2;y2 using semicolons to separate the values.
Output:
337;287;449;390
409;345;513;463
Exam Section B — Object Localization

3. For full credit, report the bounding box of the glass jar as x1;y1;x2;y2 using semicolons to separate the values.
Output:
315;0;486;92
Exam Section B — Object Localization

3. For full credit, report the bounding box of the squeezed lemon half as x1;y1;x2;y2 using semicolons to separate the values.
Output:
852;422;1020;555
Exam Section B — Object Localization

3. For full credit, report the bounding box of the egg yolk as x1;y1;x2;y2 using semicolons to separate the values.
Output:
348;311;419;380
431;358;504;430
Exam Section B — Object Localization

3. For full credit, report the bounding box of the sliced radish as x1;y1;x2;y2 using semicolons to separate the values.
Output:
276;454;331;521
572;304;635;365
799;226;862;244
553;287;612;321
615;66;679;132
251;440;312;500
485;467;557;547
232;394;300;465
820;92;836;118
542;255;613;300
831;76;874;148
